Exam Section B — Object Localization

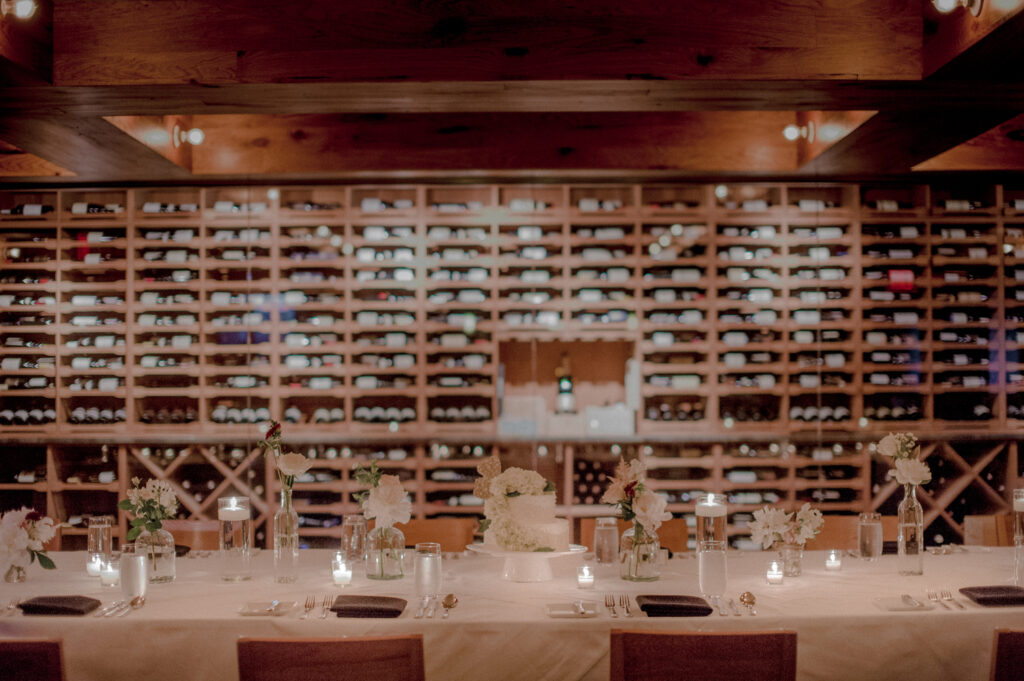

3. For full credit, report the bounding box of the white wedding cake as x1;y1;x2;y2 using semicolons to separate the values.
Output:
476;460;570;552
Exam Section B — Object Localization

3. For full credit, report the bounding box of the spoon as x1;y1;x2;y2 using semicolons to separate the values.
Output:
264;599;280;614
441;593;458;619
739;591;757;615
115;596;145;617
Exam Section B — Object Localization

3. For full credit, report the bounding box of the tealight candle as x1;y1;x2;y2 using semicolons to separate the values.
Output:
99;559;119;586
86;554;103;577
767;560;784;585
825;549;842;571
332;552;353;586
577;565;595;589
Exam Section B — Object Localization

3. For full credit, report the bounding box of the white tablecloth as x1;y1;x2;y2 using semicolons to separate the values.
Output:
1;548;1022;681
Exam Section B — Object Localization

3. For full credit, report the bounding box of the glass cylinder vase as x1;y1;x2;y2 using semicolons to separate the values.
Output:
4;563;26;583
365;525;405;580
135;527;176;583
619;524;660;582
274;487;300;584
898;483;924;576
779;542;803;577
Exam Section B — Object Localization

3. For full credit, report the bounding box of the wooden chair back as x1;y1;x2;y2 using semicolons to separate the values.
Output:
804;514;897;551
42;523;62;552
964;515;1014;547
579;517;688;553
238;635;424;681
396;517;476;552
991;629;1024;681
0;639;65;681
610;629;797;681
161;519;221;551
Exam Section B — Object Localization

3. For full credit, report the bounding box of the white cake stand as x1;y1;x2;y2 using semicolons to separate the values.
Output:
466;543;587;582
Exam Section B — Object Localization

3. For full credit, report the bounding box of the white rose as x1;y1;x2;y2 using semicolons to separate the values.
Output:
894;458;931;486
277;452;314;477
632;489;671;535
877;434;898;458
363;475;412;528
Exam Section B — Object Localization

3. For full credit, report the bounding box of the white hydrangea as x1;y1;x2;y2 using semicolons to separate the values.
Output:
489;467;547;498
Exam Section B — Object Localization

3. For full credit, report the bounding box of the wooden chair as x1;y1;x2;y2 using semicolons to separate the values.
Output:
396;517;476;552
610;629;797;681
0;639;65;681
238;635;424;681
579;517;689;554
804;514;897;551
161;519;221;551
964;515;1014;547
42;523;62;552
991;629;1024;681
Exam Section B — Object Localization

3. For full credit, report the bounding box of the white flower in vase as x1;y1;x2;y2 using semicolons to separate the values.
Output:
363;474;412;529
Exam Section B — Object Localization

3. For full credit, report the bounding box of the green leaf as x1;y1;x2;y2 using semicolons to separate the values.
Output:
543;480;556;493
477;518;491;533
36;552;56;570
506;491;521;498
534;547;555;552
130;517;147;527
117;499;133;510
126;526;141;541
145;520;161;533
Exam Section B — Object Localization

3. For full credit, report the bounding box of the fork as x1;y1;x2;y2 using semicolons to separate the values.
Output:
941;589;965;610
605;594;618;617
319;595;331;619
300;595;316;619
926;591;950;610
4;599;19;616
618;594;633;617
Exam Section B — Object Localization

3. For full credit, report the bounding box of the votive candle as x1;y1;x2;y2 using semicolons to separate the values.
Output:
86;554;103;577
99;559;119;586
577;565;595;589
825;549;842;571
332;552;352;586
767;560;784;585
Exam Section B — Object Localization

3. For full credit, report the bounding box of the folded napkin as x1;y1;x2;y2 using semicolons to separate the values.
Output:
18;595;102;616
635;595;713;617
330;595;407;618
958;586;1024;606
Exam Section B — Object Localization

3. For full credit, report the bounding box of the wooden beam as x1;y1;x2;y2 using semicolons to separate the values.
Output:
0;0;52;83
0;139;72;177
799;109;1021;175
52;0;921;86
104;115;194;171
924;0;1024;78
914;113;1024;171
0;115;191;180
189;112;799;175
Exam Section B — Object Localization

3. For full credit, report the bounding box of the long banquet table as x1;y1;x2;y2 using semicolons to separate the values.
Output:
1;547;1022;681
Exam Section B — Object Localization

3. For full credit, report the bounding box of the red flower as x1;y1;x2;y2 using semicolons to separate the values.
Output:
25;510;42;522
265;422;281;440
624;481;638;499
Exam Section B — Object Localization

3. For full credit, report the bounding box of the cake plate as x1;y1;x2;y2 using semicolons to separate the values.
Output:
466;543;587;582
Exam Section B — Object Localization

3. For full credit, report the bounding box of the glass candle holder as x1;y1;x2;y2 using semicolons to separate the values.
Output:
331;552;353;586
825;549;842;571
99;556;120;587
766;560;784;585
218;496;252;582
577;565;595;589
87;515;113;575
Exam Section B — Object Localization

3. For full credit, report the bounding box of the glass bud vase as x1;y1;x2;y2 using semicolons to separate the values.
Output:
779;542;804;577
365;525;405;580
4;564;26;583
135;527;176;583
619;525;660;582
898;483;924;576
274;487;300;583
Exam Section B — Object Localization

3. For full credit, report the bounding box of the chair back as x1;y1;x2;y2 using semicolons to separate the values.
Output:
991;629;1024;681
238;635;424;681
804;514;897;551
0;639;65;681
965;515;1014;547
610;629;796;681
161;519;221;551
579;517;688;553
396;517;476;552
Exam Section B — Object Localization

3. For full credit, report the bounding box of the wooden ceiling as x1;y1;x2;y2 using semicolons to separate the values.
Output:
0;0;1023;185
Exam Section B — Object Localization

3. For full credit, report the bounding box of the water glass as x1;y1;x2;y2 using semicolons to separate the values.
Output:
858;512;883;561
697;540;727;598
414;542;442;597
593;517;619;564
87;515;113;574
341;515;367;563
120;550;148;601
218;496;252;582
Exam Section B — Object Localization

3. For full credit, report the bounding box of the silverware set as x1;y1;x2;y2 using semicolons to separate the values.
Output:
711;595;756;616
93;600;133;617
927;589;966;610
604;594;634;617
300;594;332;619
413;595;441;619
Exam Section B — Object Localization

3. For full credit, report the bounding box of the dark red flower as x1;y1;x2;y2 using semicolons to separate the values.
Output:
25;510;42;522
624;480;638;499
265;422;281;440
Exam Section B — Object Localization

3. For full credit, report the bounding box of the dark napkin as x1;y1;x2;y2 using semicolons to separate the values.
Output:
959;586;1024;607
635;595;713;617
330;595;407;618
18;595;102;616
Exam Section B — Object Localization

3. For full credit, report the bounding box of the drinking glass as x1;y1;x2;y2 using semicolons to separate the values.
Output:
414;542;442;597
593;517;619;564
697;540;727;598
87;515;113;575
858;512;883;561
120;549;148;601
341;516;367;563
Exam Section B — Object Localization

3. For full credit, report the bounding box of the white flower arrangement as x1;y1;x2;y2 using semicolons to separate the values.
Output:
748;503;824;550
354;462;412;529
119;477;179;541
602;458;671;538
0;507;56;573
877;432;931;486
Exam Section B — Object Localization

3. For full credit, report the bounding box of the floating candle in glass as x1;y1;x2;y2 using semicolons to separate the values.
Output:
825;549;842;571
332;552;353;586
767;560;784;585
577;565;595;589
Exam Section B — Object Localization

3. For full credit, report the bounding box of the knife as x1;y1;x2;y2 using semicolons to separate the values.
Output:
425;596;438;618
901;594;922;608
414;596;428;619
